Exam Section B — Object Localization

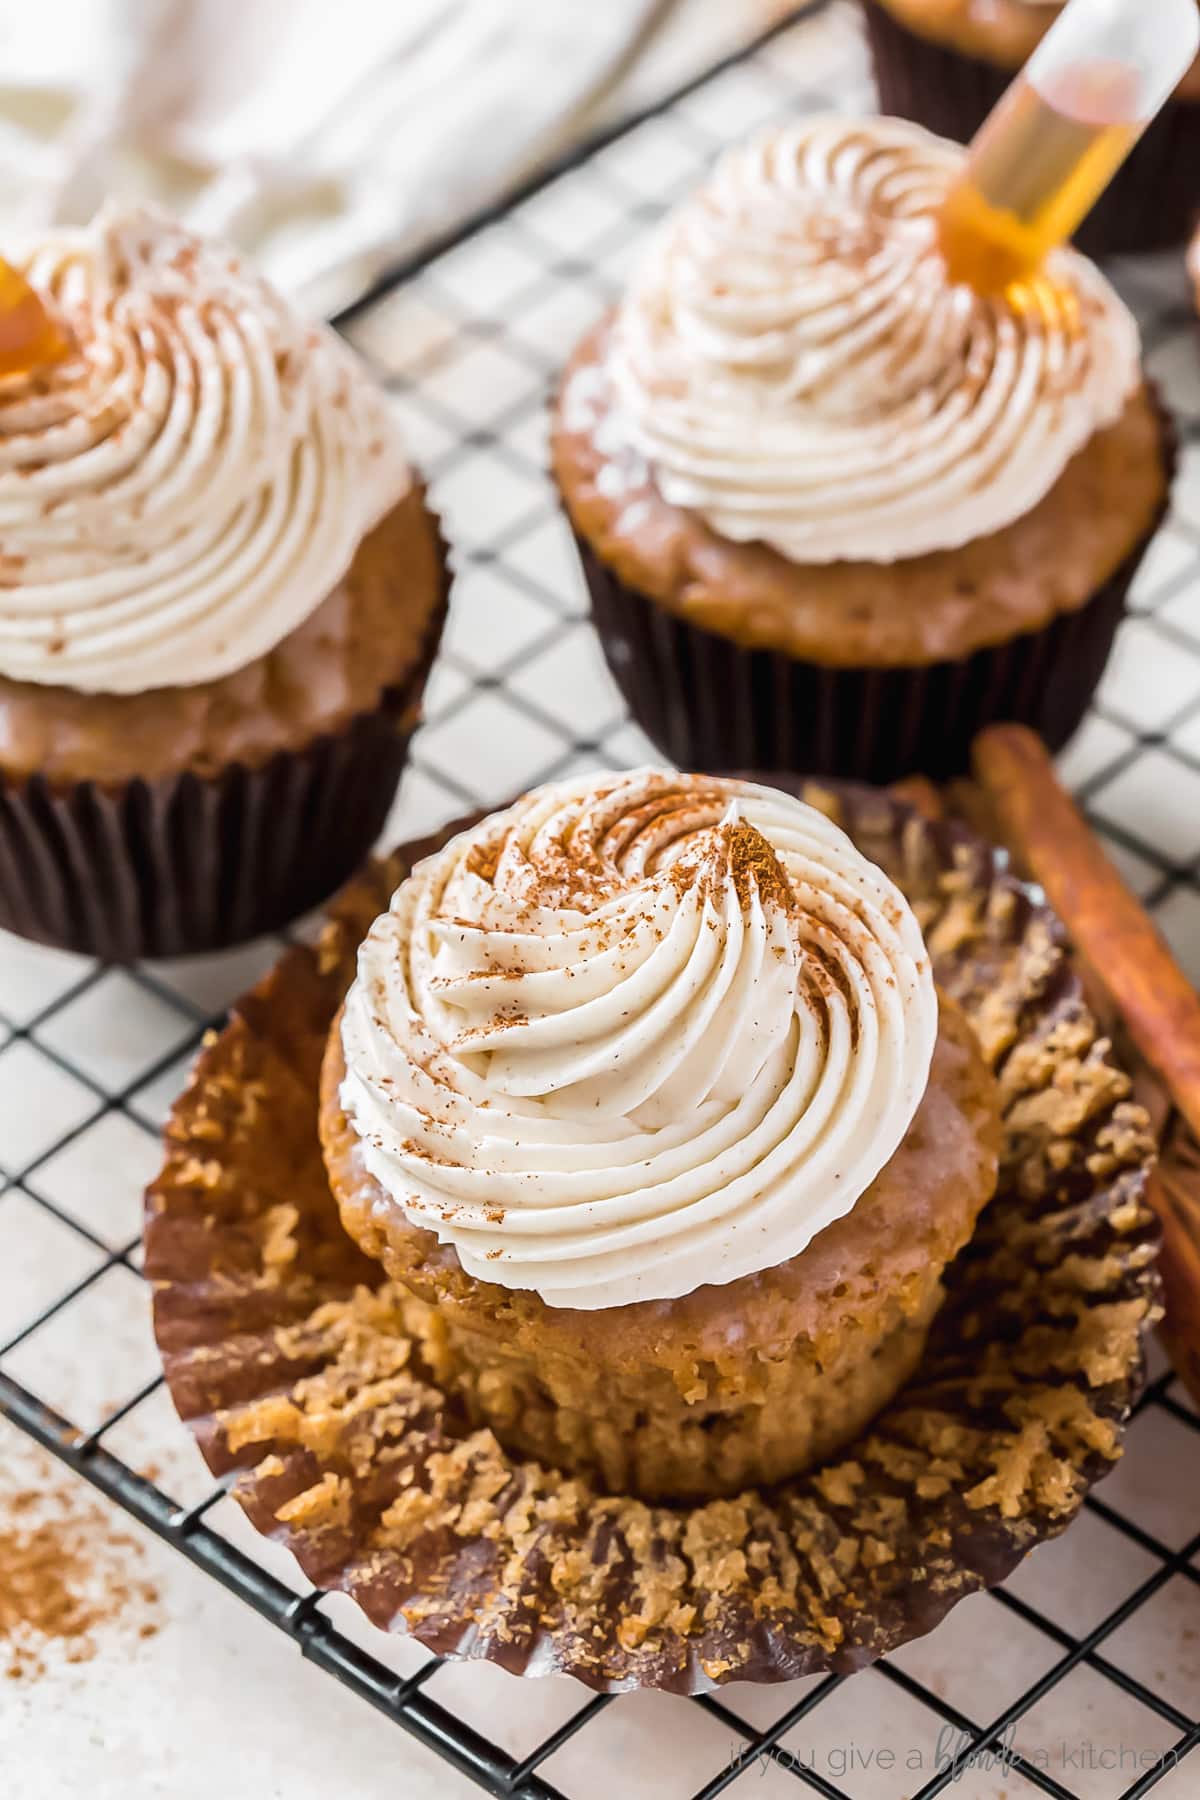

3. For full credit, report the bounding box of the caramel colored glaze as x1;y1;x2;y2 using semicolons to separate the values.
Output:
0;483;444;788
552;323;1169;669
871;0;1200;98
0;255;71;379
319;989;1000;1378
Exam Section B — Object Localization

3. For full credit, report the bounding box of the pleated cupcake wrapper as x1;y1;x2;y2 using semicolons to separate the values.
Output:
583;543;1124;782
0;510;451;962
578;391;1177;784
0;717;414;962
862;0;1200;256
146;791;1161;1694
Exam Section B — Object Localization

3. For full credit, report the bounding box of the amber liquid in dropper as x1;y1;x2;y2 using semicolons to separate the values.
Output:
0;256;70;379
937;59;1144;294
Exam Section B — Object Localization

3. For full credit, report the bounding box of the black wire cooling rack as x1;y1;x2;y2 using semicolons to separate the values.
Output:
3;5;1200;1796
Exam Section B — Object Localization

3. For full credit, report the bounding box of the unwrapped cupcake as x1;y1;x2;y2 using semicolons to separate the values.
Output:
0;204;448;960
862;0;1200;255
320;769;1000;1500
148;763;1159;1689
552;116;1172;783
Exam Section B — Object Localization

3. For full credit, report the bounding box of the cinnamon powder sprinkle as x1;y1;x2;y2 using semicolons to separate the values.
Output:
726;821;793;912
0;1448;161;1682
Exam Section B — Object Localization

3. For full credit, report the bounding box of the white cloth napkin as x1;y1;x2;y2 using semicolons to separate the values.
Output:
0;0;674;314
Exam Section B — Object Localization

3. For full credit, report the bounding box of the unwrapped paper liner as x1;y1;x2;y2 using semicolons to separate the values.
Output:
145;785;1161;1693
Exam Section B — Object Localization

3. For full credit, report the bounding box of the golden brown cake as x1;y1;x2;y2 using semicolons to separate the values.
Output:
0;203;448;959
1189;222;1200;317
317;768;1000;1500
551;115;1173;782
0;486;444;787
555;325;1165;670
320;993;997;1499
868;0;1200;87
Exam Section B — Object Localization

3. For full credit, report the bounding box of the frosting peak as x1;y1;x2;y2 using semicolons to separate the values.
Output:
603;116;1141;564
338;770;938;1310
0;203;411;693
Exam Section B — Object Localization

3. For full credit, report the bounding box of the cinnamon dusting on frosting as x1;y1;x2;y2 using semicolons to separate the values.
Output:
728;820;794;913
0;202;411;695
604;115;1140;565
338;769;938;1309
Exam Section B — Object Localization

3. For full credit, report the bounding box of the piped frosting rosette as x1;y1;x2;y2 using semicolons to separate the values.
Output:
604;115;1141;564
339;770;938;1309
0;203;411;694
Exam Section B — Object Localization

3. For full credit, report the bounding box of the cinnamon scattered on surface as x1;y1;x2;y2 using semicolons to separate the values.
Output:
0;1446;161;1682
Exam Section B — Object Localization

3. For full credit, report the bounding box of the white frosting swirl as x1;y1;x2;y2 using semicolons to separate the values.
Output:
339;770;938;1311
602;116;1141;564
0;203;411;693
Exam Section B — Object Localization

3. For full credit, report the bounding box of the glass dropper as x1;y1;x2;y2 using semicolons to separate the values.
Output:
0;257;71;380
937;0;1200;293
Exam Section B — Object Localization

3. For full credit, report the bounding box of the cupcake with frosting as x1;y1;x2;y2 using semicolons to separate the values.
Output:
552;116;1172;782
0;203;448;959
318;768;1000;1500
150;762;1159;1688
861;0;1200;255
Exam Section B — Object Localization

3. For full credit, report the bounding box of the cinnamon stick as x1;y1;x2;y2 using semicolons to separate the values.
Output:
972;725;1200;1147
972;725;1200;1408
888;775;944;821
1154;1118;1200;1404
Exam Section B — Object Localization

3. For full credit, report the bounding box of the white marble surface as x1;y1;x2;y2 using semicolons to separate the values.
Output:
1;1352;1197;1800
0;1427;477;1800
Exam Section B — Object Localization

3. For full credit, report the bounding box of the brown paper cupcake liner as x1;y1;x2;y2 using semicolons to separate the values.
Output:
862;0;1200;256
146;787;1161;1694
582;536;1133;783
0;521;451;963
579;395;1176;785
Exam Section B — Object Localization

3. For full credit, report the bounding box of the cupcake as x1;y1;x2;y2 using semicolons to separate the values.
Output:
551;117;1173;784
0;204;448;961
861;0;1200;256
147;769;1160;1691
319;769;999;1499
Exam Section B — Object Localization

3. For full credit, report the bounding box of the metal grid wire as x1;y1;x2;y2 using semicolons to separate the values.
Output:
2;4;1200;1796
